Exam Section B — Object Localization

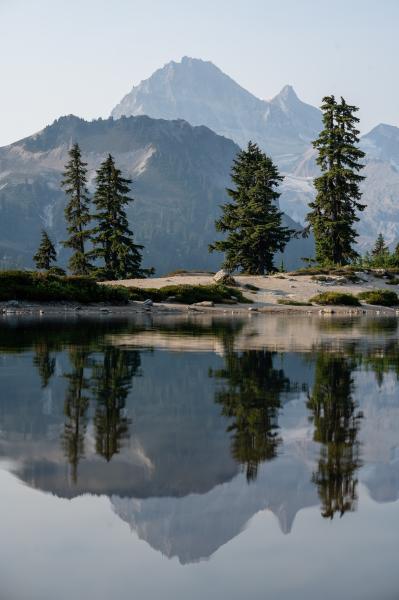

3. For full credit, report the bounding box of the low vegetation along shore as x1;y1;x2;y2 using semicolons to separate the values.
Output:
2;268;399;316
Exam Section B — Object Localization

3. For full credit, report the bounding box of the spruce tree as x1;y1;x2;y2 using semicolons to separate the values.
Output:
91;154;146;280
371;233;389;261
306;96;366;265
61;143;92;275
33;229;57;270
209;142;293;274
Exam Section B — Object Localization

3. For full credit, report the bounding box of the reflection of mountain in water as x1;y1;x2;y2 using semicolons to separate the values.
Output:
112;456;317;564
1;316;399;563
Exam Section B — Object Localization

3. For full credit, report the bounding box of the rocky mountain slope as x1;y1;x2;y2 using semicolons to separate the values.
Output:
0;114;313;272
111;56;321;169
112;57;399;250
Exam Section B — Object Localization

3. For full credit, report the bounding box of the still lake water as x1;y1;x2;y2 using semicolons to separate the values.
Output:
1;313;399;600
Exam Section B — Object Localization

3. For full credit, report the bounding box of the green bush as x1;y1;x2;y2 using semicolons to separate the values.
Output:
0;271;129;304
127;284;251;304
357;289;399;306
277;299;311;306
310;292;360;306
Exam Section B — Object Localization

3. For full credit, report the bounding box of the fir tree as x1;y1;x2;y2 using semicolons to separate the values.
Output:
91;154;146;279
209;142;293;274
33;229;57;270
306;96;366;265
61;143;92;275
371;233;389;260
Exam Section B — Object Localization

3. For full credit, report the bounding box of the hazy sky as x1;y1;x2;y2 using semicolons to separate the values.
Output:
1;0;398;146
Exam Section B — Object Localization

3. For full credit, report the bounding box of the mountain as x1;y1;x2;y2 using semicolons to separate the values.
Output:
0;114;313;272
361;123;399;168
111;57;321;168
111;57;399;250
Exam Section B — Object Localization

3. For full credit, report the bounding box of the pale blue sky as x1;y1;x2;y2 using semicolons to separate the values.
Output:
1;0;398;145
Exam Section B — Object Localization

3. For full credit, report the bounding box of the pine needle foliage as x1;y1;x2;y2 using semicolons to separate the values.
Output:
91;154;147;280
33;229;57;270
61;143;92;275
209;142;293;274
307;96;365;265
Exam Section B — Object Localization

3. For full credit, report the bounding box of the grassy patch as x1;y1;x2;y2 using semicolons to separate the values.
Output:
243;283;260;291
309;292;361;306
385;278;399;285
277;299;311;306
126;284;251;304
357;289;399;306
0;271;129;304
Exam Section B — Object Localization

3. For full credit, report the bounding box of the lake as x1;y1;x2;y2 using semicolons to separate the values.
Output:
0;313;399;600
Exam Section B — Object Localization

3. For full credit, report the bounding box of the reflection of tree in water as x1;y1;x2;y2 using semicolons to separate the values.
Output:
211;350;291;482
33;342;56;388
62;348;90;483
92;348;141;461
307;353;362;519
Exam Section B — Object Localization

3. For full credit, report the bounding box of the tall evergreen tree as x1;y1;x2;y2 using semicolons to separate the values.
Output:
91;154;146;279
371;233;389;260
306;96;366;265
209;142;293;274
33;229;57;270
61;143;92;275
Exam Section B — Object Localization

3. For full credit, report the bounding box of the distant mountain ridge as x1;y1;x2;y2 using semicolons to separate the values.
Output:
111;57;399;249
0;114;312;271
111;56;322;168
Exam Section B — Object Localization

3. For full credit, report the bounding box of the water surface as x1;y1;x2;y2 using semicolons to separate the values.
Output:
1;314;399;600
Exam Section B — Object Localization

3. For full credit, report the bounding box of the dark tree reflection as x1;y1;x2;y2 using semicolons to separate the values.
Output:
33;342;56;388
62;348;90;483
307;353;363;519
211;350;291;482
92;348;140;461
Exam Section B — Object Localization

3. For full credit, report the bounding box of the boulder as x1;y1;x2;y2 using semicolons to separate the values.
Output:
213;270;236;286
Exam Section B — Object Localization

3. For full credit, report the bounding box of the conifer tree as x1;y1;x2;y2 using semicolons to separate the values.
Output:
33;229;57;270
209;142;293;274
91;154;146;280
61;143;92;275
371;233;389;260
306;96;366;265
392;242;399;267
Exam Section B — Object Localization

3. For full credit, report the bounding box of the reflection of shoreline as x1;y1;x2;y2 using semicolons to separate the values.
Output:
1;315;399;564
106;315;399;354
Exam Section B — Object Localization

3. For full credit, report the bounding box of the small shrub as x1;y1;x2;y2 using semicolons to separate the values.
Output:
357;289;399;306
386;278;399;285
310;292;360;306
243;283;260;291
277;299;311;306
0;270;129;304
126;284;251;304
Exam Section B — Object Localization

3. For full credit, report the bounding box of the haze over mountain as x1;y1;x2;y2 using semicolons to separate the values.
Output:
112;57;399;250
0;113;312;272
2;56;399;270
111;56;322;169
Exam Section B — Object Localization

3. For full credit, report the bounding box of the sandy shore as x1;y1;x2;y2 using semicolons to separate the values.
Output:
1;271;399;317
102;271;399;316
